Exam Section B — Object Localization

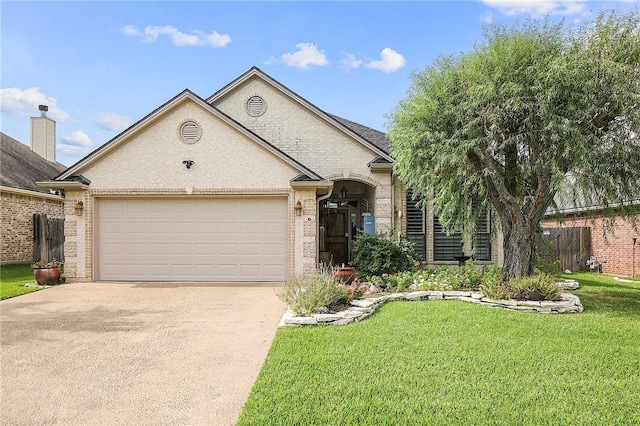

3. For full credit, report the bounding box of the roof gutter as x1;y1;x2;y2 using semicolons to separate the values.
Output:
37;181;89;191
290;179;333;191
368;162;394;173
0;185;63;200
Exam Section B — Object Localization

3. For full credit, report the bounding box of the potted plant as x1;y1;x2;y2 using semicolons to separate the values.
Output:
31;259;63;285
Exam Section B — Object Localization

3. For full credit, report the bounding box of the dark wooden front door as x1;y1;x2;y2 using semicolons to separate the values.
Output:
326;209;349;266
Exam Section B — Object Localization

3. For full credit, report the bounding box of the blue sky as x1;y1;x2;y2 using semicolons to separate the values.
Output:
1;0;637;166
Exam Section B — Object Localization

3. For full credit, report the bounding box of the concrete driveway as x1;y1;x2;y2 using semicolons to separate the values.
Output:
1;282;286;425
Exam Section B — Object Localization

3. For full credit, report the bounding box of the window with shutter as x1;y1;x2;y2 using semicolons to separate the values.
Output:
474;210;491;260
433;216;462;261
405;189;425;260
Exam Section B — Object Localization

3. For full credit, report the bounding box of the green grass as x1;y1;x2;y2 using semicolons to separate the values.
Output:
0;263;41;300
238;273;640;425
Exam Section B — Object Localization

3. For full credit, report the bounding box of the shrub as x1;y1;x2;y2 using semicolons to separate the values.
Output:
507;274;560;301
343;281;370;301
278;271;347;316
480;273;559;301
353;233;418;278
482;264;503;287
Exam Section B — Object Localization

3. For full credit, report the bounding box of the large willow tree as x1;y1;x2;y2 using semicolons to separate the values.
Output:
389;11;640;280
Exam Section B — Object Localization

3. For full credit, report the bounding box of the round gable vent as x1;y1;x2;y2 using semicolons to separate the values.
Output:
246;95;266;117
179;120;202;144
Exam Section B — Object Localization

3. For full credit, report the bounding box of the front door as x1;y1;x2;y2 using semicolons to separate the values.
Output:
325;209;349;266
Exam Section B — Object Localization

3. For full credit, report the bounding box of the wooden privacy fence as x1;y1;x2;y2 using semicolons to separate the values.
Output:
33;214;65;263
537;227;590;272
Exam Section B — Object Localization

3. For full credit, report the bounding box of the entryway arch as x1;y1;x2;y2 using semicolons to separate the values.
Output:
319;178;376;266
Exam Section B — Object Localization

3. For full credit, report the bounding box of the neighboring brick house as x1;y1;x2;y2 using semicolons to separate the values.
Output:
1;131;66;264
544;200;640;277
40;67;502;283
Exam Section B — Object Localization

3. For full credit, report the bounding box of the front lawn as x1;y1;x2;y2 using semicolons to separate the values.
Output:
0;263;41;300
238;273;640;425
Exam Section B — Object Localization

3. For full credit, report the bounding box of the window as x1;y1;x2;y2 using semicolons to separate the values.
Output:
406;188;491;262
405;189;426;260
433;216;462;261
474;210;491;261
434;211;491;261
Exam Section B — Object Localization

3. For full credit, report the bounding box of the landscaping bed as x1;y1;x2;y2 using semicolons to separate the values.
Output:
238;273;640;425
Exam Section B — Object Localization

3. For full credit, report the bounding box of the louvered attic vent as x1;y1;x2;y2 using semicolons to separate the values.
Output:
246;96;266;117
179;121;201;144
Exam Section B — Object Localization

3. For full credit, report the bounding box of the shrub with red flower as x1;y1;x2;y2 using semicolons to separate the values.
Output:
343;279;369;301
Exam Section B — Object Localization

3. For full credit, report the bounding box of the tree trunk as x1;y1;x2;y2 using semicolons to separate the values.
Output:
499;212;537;280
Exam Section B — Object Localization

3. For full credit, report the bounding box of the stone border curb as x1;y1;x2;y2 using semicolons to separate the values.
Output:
557;279;580;290
279;291;583;327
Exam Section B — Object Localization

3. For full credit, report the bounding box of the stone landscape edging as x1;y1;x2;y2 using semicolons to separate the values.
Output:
280;282;583;327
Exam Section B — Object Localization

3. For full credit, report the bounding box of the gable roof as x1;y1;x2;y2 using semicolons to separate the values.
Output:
206;66;394;161
56;89;324;182
0;132;67;193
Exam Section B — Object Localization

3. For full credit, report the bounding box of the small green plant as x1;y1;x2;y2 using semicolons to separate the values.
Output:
480;273;559;301
480;280;513;300
507;274;560;301
278;270;347;316
31;259;63;269
481;264;503;286
343;281;369;301
367;275;384;289
352;233;418;278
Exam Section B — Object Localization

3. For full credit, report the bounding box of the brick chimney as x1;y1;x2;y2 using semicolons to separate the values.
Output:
30;105;56;162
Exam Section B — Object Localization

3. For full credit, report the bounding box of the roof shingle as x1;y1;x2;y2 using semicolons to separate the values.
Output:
1;132;67;193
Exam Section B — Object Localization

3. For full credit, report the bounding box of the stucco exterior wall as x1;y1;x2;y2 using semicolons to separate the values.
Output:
82;100;300;190
1;190;63;263
60;77;401;281
214;78;384;180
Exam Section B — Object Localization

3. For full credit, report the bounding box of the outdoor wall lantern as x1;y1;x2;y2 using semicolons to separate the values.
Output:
182;160;195;169
340;186;348;199
74;201;84;216
294;200;303;216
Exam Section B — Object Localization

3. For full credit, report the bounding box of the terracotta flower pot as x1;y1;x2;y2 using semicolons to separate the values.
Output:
33;267;61;285
332;267;356;284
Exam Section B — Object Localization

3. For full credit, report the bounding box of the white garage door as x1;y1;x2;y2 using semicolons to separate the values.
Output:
96;198;288;282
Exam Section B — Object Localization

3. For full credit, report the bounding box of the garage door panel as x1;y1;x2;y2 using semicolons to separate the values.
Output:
126;243;147;256
240;222;262;235
264;242;286;255
264;221;286;235
97;198;288;282
241;243;261;255
193;243;215;255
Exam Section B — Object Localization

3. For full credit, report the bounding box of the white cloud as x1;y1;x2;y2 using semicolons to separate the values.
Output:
481;11;495;24
0;87;69;121
62;130;92;147
122;25;142;37
340;52;363;70
58;130;92;155
123;25;231;48
96;112;132;132
281;43;329;69
481;0;586;16
365;48;406;73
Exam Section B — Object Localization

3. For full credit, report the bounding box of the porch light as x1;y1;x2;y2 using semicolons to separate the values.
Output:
294;200;303;216
74;201;84;216
340;186;348;199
